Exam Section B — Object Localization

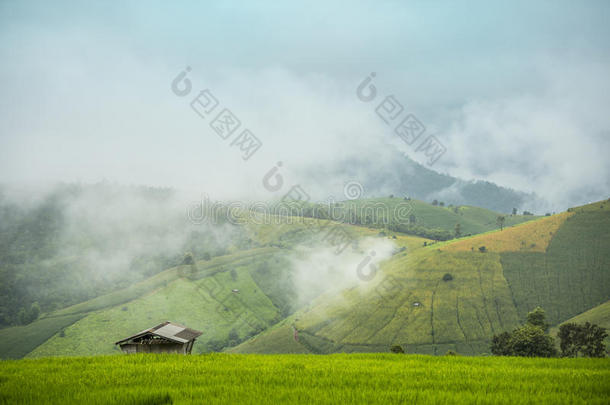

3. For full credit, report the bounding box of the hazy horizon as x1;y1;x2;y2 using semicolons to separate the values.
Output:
1;0;609;211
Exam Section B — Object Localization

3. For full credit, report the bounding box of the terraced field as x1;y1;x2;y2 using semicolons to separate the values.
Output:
234;201;610;355
1;201;608;359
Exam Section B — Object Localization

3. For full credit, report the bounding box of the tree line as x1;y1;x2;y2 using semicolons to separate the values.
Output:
491;307;607;358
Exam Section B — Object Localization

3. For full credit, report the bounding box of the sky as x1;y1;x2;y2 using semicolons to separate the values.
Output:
1;0;609;210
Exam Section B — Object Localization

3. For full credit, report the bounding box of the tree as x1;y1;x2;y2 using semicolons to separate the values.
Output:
491;332;512;356
490;307;557;357
454;223;462;238
509;324;557;357
527;307;548;331
512;208;517;215
439;201;444;207
496;215;506;231
432;199;438;206
558;323;581;357
202;252;211;261
558;322;607;358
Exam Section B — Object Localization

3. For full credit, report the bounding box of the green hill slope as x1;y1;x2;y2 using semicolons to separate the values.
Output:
549;301;610;351
298;197;536;240
2;200;607;358
340;197;535;235
234;201;610;355
0;215;429;359
0;248;281;358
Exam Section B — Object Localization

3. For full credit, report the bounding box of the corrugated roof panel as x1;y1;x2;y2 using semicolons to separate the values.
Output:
175;328;202;341
154;324;189;343
115;321;202;345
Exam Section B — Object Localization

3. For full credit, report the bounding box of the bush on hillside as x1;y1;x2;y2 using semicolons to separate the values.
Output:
390;345;404;354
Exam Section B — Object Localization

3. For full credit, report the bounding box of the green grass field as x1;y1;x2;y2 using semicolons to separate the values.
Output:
0;354;608;404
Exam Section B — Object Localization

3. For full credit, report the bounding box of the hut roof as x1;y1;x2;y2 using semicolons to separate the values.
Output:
115;321;202;345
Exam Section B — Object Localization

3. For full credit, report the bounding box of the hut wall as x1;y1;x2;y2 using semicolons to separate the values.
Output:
119;343;186;354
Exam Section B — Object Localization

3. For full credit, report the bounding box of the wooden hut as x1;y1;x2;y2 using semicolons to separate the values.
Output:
115;321;202;354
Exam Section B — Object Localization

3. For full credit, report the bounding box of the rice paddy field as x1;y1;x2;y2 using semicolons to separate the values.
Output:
0;354;608;404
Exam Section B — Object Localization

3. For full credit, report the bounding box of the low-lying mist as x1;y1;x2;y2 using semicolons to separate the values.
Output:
0;182;241;324
289;237;397;307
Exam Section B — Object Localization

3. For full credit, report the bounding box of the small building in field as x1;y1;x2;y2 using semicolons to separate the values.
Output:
115;321;202;354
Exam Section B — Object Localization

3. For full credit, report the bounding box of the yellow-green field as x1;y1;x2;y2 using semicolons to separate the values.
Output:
0;354;608;404
442;211;572;253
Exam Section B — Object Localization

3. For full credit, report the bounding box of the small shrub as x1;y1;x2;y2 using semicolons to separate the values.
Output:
479;246;487;253
445;350;458;356
442;273;453;282
390;345;404;354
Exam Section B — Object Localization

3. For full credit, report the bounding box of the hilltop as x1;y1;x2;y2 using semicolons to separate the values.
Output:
304;151;530;213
